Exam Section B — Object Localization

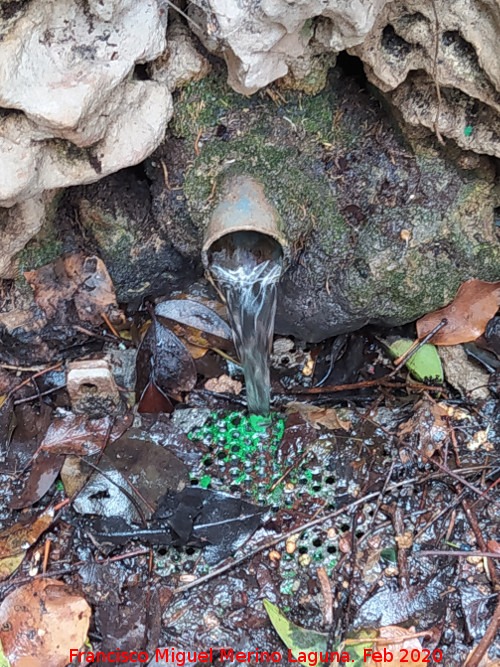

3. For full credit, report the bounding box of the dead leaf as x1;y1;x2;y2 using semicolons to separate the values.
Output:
40;414;113;455
365;625;426;666
204;374;242;395
155;299;233;351
25;252;124;326
136;317;196;410
138;380;174;414
398;399;448;459
286;402;351;431
0;578;91;667
417;279;500;346
9;451;65;509
0;509;53;580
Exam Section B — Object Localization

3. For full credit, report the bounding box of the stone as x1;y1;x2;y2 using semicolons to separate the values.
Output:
157;66;500;341
0;82;172;208
188;0;390;94
0;0;173;271
438;346;491;402
0;195;50;278
61;167;193;305
0;0;167;145
350;0;500;157
150;19;211;91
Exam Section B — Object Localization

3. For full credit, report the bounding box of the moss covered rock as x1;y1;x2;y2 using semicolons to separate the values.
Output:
151;65;500;340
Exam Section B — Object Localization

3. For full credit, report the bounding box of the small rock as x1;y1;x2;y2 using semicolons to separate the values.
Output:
438;346;491;401
298;553;311;567
67;359;121;418
204;374;242;395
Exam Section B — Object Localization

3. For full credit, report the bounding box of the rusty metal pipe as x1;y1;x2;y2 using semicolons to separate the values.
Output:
201;174;287;267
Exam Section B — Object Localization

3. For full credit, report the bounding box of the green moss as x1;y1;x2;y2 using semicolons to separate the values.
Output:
16;193;64;278
171;70;247;142
174;70;351;256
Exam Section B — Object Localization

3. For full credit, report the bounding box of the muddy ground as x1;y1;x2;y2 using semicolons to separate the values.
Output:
0;286;499;666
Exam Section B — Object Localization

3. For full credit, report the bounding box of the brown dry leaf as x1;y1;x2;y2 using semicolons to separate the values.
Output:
25;252;124;326
0;578;91;667
204;374;242;395
0;509;53;580
135;317;196;408
417;279;500;346
40;414;113;455
398;399;448;459
155;299;233;351
9;452;65;510
366;625;426;666
286;402;351;431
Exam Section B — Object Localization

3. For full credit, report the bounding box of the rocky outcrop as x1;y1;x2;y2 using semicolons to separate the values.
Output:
188;0;500;157
350;0;500;158
0;0;172;276
188;0;390;94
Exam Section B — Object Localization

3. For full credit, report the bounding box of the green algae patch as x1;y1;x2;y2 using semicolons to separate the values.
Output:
16;193;64;280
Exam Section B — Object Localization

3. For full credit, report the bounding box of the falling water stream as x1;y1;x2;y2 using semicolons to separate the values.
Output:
209;231;283;417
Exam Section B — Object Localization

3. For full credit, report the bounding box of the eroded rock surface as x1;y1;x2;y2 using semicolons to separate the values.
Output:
350;0;500;158
188;0;390;94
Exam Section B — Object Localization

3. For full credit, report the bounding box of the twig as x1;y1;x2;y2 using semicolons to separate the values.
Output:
14;384;67;405
194;127;203;156
42;538;51;573
393;318;447;367
72;324;134;347
465;594;500;667
0;363;45;372
101;312;120;338
269;445;313;492
7;362;62;399
429;0;444;144
417;550;500;558
173;491;380;594
211;347;241;366
382;503;410;589
462;497;499;588
288;378;446;395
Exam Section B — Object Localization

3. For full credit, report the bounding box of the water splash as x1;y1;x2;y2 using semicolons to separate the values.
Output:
209;232;283;416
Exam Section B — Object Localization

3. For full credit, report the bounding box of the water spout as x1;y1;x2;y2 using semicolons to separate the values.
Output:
203;176;285;417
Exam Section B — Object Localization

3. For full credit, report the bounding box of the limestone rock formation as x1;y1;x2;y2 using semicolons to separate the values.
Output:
188;0;391;94
0;0;172;276
350;0;500;158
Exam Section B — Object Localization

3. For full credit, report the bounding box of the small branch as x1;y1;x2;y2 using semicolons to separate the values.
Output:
174;491;380;594
465;594;500;667
393;318;447;367
416;550;500;558
430;0;445;144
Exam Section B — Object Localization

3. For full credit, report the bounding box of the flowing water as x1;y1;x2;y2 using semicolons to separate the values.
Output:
209;232;283;417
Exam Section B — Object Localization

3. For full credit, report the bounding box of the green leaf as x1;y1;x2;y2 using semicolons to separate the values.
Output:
344;630;377;667
263;600;328;667
380;547;397;563
386;338;443;383
0;638;11;667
